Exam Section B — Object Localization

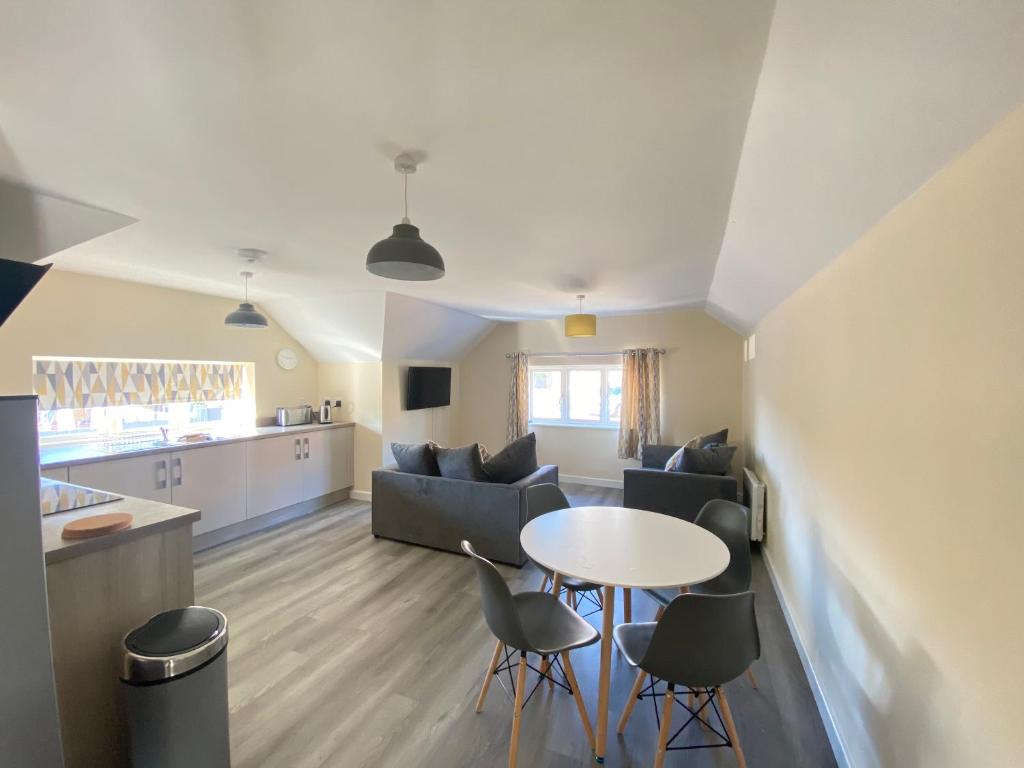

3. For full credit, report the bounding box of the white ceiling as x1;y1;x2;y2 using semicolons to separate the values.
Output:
0;0;773;357
1;0;1022;355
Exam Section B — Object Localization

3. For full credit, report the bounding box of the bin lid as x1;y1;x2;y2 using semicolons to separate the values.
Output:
121;606;228;684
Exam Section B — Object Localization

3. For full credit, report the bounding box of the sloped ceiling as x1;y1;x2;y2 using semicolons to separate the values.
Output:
382;293;494;362
0;180;135;264
1;0;1022;349
707;0;1024;330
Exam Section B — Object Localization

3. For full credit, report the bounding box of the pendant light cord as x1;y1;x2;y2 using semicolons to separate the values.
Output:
403;172;410;224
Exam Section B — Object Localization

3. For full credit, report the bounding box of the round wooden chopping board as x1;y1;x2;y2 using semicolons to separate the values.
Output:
62;512;134;540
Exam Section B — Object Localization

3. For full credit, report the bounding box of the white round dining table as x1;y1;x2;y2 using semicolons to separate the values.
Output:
520;506;730;764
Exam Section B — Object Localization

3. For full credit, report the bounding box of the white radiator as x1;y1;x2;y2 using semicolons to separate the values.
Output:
743;467;765;542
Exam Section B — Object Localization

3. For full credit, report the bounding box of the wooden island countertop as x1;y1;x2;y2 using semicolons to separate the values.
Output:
42;494;199;565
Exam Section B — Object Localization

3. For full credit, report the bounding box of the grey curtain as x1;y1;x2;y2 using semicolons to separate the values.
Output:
617;348;661;460
507;352;529;444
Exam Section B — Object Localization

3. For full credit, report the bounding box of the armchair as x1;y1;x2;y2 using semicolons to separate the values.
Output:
623;444;737;523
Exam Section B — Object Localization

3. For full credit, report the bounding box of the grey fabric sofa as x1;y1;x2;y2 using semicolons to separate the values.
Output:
371;464;558;566
623;444;737;523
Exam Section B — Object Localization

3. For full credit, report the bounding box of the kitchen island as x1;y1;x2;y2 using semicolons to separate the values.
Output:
43;493;199;767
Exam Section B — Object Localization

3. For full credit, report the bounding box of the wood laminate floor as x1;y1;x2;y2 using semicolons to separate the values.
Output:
195;484;837;767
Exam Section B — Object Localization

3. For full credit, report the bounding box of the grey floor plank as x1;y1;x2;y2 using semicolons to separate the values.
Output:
195;483;836;767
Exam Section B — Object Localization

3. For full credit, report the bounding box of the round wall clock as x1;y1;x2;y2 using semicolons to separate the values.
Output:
276;348;298;370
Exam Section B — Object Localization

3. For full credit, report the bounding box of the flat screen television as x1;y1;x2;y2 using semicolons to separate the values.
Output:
406;366;451;410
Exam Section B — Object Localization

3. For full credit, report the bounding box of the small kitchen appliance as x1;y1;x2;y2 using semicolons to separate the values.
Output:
276;405;313;427
319;400;332;424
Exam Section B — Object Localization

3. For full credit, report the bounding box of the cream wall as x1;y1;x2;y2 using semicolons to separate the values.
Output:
381;361;460;464
319;361;382;495
744;104;1024;767
457;310;744;483
0;270;317;420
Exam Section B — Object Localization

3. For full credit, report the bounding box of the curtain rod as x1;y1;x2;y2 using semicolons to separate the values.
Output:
505;349;666;359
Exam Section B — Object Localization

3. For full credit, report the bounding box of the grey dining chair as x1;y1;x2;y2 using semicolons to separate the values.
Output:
615;592;760;768
462;540;599;767
525;484;614;619
643;498;759;688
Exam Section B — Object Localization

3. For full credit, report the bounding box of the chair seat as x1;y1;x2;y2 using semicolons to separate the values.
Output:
513;591;601;654
536;563;602;592
612;622;656;667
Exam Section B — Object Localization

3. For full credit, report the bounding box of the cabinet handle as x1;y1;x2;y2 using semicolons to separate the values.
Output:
303;437;310;459
156;460;168;490
295;439;302;461
172;457;182;487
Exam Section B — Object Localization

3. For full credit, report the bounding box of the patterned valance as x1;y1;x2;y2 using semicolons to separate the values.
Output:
33;358;253;411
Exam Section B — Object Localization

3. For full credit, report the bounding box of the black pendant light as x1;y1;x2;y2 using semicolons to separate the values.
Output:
366;154;445;281
225;250;269;329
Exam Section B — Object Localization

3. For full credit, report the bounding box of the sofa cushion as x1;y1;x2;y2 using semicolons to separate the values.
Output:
391;441;441;476
682;445;737;475
484;433;539;484
434;443;490;482
664;446;686;472
700;428;729;448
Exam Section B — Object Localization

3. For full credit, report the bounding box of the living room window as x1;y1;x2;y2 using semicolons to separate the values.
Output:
528;364;622;428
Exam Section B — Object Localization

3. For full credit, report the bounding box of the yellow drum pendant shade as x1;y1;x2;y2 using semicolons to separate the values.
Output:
564;294;597;337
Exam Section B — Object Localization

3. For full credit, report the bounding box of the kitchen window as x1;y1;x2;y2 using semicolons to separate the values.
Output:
528;364;622;428
33;357;256;443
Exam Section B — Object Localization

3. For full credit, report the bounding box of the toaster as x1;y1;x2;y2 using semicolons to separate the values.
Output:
276;405;313;427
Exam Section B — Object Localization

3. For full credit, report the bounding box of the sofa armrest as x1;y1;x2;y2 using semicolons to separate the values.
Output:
623;467;737;522
511;464;559;491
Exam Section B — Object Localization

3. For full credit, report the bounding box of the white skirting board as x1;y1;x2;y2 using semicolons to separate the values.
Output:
350;489;372;502
761;547;851;768
559;474;623;489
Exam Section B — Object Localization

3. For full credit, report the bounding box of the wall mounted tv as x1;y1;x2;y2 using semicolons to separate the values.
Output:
406;366;451;410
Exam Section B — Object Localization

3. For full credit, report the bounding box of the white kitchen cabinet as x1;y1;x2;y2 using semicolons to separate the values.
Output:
301;426;354;499
69;454;173;503
170;443;246;536
41;466;69;482
245;433;306;518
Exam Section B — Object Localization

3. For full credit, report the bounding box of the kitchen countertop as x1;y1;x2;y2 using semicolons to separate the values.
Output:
40;421;355;469
42;494;200;565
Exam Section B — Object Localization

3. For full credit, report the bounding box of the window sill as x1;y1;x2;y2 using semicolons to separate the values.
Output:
529;422;619;431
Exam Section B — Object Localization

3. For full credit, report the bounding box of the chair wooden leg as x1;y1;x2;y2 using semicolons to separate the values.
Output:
717;686;746;768
560;652;595;750
476;639;504;713
508;653;528;768
623;587;632;623
539;574;549;593
541;573;563;690
654;605;665;621
617;668;648;733
746;667;758;689
538;652;554;690
653;683;675;768
570;590;578;610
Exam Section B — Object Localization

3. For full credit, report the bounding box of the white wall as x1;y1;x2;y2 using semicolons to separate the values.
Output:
744;103;1024;767
457;310;744;483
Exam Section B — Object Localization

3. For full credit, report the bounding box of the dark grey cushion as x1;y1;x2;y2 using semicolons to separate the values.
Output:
700;428;729;448
390;442;440;476
434;443;489;482
682;444;736;475
484;433;539;484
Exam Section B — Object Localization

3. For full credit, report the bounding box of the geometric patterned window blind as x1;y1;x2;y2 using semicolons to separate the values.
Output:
33;357;253;412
